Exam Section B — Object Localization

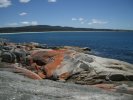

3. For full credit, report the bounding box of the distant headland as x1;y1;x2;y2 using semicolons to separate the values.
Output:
0;25;132;33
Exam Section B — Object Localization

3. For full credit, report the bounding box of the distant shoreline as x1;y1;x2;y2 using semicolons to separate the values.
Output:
0;30;132;35
0;25;132;34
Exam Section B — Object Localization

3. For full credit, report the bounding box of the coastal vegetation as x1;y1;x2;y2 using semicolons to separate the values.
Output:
0;25;132;33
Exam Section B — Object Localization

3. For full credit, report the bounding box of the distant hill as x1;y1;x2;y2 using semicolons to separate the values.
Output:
0;25;132;33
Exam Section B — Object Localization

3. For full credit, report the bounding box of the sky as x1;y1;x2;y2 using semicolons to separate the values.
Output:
0;0;133;29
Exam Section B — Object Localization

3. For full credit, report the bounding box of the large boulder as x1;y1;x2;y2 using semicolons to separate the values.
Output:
1;51;16;63
67;53;133;84
29;49;133;82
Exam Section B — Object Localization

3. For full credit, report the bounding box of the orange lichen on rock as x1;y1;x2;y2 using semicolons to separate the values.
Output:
44;49;66;78
29;49;68;79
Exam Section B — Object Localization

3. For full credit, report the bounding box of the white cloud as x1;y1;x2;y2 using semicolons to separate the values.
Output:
19;0;31;3
20;21;38;26
21;21;30;25
6;21;38;27
19;12;27;16
78;18;84;21
72;17;107;25
72;18;77;21
72;17;84;21
48;0;56;3
31;21;38;25
88;19;108;25
72;17;85;24
0;0;11;8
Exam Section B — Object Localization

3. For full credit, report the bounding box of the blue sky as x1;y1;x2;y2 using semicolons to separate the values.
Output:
0;0;133;29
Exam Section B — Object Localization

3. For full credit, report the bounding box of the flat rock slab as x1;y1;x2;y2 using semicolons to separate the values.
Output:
0;71;133;100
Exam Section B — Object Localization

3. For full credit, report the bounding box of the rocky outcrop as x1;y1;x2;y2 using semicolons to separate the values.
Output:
0;41;133;95
0;71;133;100
67;53;133;85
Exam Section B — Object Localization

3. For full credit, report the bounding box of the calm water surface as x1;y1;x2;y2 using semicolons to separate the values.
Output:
0;32;133;64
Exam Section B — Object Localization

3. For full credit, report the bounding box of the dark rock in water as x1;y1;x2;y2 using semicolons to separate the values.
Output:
82;47;91;51
36;44;48;49
48;46;62;50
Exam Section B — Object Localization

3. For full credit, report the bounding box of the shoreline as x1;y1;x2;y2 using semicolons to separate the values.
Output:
0;32;133;64
0;31;131;35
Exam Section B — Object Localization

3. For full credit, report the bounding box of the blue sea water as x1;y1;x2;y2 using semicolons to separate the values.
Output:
0;32;133;64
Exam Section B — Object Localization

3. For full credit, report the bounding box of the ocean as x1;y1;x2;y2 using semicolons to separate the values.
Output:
0;31;133;64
